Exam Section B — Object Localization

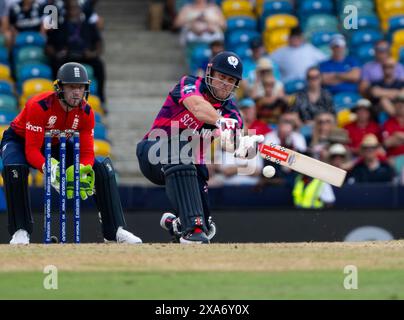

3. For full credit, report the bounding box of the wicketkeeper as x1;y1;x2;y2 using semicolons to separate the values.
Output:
0;62;142;245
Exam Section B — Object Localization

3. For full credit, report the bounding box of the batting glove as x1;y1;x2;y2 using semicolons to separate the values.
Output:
234;135;265;159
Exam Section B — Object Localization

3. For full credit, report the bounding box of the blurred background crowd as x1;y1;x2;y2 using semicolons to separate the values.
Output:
154;0;404;207
0;0;109;187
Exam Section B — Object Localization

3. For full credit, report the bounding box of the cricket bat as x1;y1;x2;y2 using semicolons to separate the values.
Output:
258;143;347;187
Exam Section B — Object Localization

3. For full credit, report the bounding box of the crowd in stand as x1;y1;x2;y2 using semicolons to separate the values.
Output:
168;0;404;197
0;0;110;186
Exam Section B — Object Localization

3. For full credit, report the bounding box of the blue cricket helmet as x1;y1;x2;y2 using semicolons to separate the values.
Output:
208;51;243;80
205;51;243;101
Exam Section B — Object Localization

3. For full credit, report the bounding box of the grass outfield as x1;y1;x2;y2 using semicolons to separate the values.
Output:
0;241;403;299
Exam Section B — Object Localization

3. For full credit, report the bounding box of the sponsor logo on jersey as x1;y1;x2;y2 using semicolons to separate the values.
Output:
182;84;196;95
26;122;43;132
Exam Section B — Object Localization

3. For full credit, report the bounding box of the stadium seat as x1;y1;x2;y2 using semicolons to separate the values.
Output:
90;78;98;96
310;31;338;47
0;47;8;65
357;15;381;31
94;123;108;140
22;78;53;97
333;92;361;111
87;95;104;115
189;43;210;74
0;80;14;95
388;16;404;37
226;29;261;50
0;34;5;47
17;63;52;83
341;0;374;15
233;44;253;60
304;14;339;35
0;111;17;124
94;112;103;124
356;43;375;64
379;0;404;20
227;16;257;31
264;28;290;52
265;14;298;31
284;79;306;94
349;30;383;48
222;0;255;18
82;63;95;80
0;94;17;112
15;46;47;66
261;1;293;29
299;0;334;21
94;139;111;157
15;31;45;48
392;29;404;46
0;64;12;81
0;124;8;139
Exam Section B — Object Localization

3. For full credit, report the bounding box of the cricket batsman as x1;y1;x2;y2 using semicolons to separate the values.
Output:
0;62;142;245
136;51;264;244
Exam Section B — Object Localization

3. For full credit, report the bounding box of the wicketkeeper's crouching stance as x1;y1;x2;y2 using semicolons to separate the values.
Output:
0;62;142;244
136;52;263;244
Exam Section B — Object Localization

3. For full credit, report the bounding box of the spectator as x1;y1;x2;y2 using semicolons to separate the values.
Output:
290;66;335;124
348;134;395;183
369;58;404;116
264;111;307;153
344;99;381;156
327;143;353;171
173;0;225;46
238;97;271;136
3;0;46;48
247;57;283;100
292;175;335;209
310;111;337;159
240;38;281;97
260;112;305;187
359;40;404;97
195;39;224;77
255;74;288;126
270;26;326;82
382;94;404;173
45;0;106;106
319;34;361;95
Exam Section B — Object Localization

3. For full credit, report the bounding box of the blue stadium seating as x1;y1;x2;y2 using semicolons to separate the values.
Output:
299;0;334;23
261;1;293;30
227;16;257;31
0;47;8;65
226;29;261;51
310;31;338;47
333;92;361;111
284;79;306;94
94;123;108;140
388;16;404;40
356;43;375;64
357;15;380;31
0;111;18;124
0;94;17;112
0;81;13;95
349;29;383;48
18;63;52;83
15;32;46;48
233;43;253;60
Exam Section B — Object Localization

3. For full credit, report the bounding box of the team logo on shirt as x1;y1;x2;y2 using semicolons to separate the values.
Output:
227;56;239;68
46;116;57;128
182;84;196;95
72;115;79;130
